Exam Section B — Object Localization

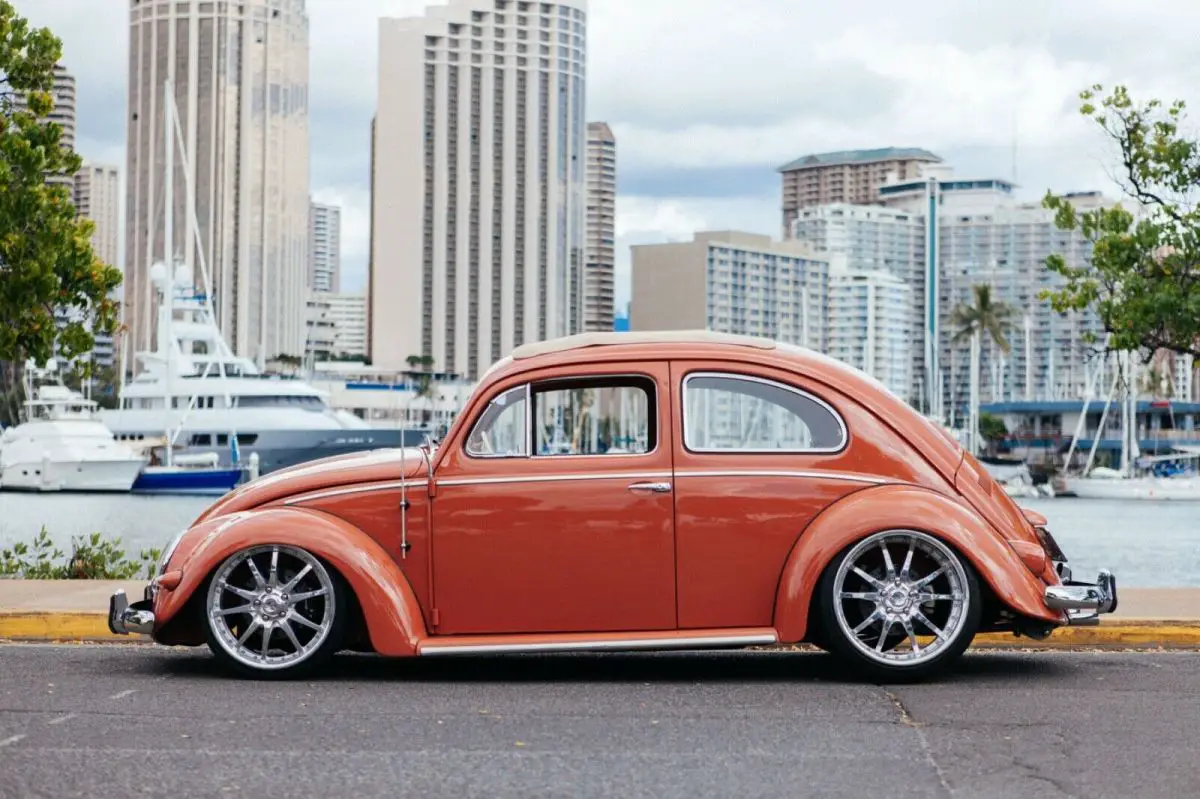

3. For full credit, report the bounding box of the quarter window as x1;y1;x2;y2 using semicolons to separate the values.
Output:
683;373;846;452
466;385;529;457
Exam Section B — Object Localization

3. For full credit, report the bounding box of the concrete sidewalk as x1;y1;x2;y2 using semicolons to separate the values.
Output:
1;580;1198;647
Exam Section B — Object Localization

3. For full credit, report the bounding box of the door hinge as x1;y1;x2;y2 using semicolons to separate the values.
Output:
431;608;440;628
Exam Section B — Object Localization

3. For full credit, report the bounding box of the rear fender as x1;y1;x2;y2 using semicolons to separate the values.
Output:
154;507;427;656
773;484;1062;643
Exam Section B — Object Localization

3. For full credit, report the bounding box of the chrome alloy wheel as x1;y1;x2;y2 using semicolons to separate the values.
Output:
832;530;970;667
205;545;336;671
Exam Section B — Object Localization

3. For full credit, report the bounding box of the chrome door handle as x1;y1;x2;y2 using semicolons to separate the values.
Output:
628;481;672;494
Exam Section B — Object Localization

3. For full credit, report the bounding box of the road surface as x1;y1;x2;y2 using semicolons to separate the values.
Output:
0;644;1196;797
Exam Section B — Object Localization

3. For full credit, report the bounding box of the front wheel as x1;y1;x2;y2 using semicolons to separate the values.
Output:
203;544;348;679
815;530;981;682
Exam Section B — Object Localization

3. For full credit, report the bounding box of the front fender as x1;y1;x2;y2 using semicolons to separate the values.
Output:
154;507;427;656
773;484;1063;643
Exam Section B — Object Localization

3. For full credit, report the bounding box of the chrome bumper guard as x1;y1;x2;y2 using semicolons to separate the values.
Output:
1044;569;1118;626
108;588;156;636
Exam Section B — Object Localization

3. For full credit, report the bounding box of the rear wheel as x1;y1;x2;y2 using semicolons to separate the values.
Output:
816;530;981;682
203;544;348;679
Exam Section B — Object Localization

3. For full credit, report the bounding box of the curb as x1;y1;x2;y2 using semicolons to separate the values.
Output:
3;612;1200;648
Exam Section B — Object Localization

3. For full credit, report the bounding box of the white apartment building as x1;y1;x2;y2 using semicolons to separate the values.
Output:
585;121;616;332
309;201;341;292
125;0;311;368
827;263;913;401
306;291;367;360
791;203;926;401
630;231;829;350
73;164;122;369
371;0;588;378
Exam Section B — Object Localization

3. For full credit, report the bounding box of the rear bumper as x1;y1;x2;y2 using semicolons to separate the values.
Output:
108;588;155;636
1045;569;1118;626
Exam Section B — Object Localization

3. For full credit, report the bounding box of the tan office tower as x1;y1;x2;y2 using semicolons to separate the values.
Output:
371;0;588;378
74;164;121;269
124;0;310;369
584;121;615;332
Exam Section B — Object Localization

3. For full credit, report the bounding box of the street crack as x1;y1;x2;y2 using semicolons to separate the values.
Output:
884;688;953;796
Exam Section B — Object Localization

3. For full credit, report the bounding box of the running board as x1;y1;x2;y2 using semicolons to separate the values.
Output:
417;627;779;656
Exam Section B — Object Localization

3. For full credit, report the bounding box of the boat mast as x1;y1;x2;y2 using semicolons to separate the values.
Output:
163;78;175;469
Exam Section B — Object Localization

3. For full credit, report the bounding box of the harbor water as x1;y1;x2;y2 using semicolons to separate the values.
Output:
0;493;1195;588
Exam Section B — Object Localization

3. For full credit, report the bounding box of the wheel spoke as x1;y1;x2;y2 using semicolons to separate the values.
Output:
281;564;312;593
280;619;303;653
852;567;885;589
222;582;258;602
900;540;915;579
901;619;919;654
913;566;946;588
237;618;261;645
260;624;272;659
853;609;882;635
841;591;880;601
880;541;896;577
288;610;321;632
246;558;267;590
875;620;893;652
268;546;279;588
289;588;329;604
216;604;252;617
913;609;945;640
915;592;957;603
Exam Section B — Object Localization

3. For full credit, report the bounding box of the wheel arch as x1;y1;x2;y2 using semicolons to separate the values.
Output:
773;483;1062;643
153;507;428;656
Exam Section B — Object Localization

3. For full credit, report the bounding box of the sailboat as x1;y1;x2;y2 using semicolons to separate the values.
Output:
1065;351;1200;500
128;79;242;496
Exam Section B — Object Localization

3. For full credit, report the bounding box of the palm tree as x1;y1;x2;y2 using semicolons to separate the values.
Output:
951;285;1015;453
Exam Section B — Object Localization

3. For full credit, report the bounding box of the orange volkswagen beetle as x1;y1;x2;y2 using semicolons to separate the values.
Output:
109;332;1116;680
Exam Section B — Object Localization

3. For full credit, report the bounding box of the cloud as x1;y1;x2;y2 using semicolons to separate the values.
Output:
18;0;1200;314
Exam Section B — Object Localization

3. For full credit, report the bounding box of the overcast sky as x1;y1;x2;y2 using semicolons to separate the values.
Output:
22;0;1200;305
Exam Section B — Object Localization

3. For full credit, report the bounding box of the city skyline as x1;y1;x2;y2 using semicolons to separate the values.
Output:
23;0;1200;311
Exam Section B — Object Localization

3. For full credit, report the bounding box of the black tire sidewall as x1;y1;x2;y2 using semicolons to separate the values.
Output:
201;553;350;680
815;533;982;683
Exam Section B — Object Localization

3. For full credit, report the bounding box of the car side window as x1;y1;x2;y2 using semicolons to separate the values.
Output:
683;372;846;452
532;376;655;456
465;385;529;457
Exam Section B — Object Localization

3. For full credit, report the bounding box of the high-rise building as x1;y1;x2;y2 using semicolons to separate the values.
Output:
74;164;121;269
778;147;941;236
308;201;341;292
73;164;122;369
630;231;829;350
125;0;311;370
371;0;589;378
11;63;76;186
827;264;913;401
791;203;926;402
584;121;616;332
305;291;367;361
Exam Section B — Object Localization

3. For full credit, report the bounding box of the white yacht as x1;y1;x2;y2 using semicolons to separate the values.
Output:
98;273;409;475
0;382;145;493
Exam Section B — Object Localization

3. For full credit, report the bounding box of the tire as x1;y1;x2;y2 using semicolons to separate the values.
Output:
815;530;981;682
202;544;349;679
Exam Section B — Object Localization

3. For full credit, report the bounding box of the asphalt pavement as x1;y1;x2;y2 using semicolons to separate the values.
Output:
0;644;1198;798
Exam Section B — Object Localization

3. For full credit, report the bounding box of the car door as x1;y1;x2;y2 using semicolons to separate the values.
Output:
669;361;873;629
430;362;677;635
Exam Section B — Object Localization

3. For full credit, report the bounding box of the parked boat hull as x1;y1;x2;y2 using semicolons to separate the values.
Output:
1;458;144;493
132;466;243;496
1065;475;1200;501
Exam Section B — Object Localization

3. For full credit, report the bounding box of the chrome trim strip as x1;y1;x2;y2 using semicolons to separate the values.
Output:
420;632;779;656
681;371;849;454
284;480;429;505
674;469;886;485
439;471;672;487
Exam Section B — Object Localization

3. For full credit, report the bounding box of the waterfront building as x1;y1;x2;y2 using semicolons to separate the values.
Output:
370;0;589;378
778;147;941;236
630;231;829;351
305;291;367;360
308;201;341;292
72;164;122;369
125;0;311;369
827;263;913;401
308;361;475;433
585;121;616;332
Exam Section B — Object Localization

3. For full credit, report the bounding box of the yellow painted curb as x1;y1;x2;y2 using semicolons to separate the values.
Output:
0;612;125;642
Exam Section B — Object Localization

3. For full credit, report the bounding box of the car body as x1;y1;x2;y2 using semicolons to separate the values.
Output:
109;331;1117;680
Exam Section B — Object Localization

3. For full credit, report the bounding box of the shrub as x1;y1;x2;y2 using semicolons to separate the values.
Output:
0;528;161;580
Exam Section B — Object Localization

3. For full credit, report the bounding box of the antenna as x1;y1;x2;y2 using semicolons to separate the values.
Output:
1011;105;1018;184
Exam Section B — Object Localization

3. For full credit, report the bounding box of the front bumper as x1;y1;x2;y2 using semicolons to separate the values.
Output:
1044;569;1118;626
108;588;155;636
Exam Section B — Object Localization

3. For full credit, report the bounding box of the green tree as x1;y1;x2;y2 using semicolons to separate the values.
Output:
950;284;1015;352
1043;84;1200;357
978;411;1009;455
0;3;122;368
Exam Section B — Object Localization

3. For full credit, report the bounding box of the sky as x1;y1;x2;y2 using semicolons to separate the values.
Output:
22;0;1200;307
